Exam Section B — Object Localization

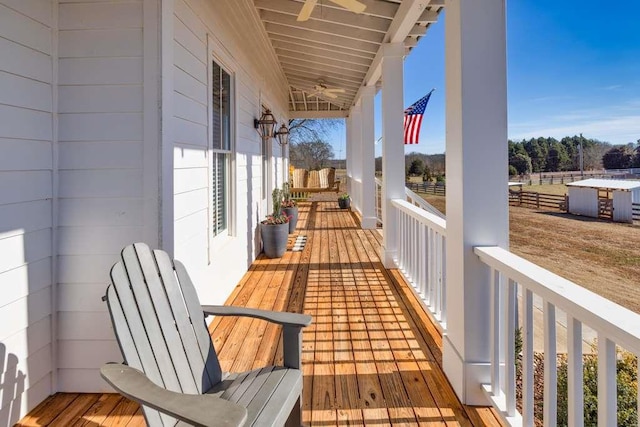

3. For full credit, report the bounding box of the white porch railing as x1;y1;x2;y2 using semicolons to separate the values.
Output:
475;246;640;426
392;199;447;330
374;177;445;225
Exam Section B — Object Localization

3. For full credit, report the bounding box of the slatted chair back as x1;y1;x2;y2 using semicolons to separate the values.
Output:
291;168;307;188
105;243;223;426
318;167;335;189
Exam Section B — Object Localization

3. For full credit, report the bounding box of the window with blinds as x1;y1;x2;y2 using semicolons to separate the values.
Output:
211;60;232;237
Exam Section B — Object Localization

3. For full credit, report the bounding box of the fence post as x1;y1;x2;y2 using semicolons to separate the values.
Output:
536;193;540;208
565;195;569;212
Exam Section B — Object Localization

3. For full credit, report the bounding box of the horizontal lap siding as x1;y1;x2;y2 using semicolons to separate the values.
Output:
0;0;54;422
56;0;147;392
172;0;288;304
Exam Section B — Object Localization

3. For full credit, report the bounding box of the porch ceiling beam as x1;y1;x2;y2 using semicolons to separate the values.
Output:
260;11;384;44
289;87;296;111
286;77;358;96
285;70;360;95
265;23;379;55
289;110;349;119
302;91;308;110
254;0;391;33
385;0;433;43
283;71;362;91
279;58;367;80
353;0;439;107
275;49;370;73
269;34;376;60
281;61;365;83
272;41;372;66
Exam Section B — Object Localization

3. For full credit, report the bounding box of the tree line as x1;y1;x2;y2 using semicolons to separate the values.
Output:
508;135;640;175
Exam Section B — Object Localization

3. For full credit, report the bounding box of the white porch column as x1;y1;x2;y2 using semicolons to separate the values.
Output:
360;85;377;229
443;0;509;405
380;42;405;267
351;103;363;213
345;115;352;195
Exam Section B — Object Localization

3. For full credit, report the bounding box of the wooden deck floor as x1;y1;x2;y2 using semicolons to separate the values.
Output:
18;202;503;426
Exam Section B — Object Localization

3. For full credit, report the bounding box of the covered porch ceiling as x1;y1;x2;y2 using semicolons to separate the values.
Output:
252;0;444;117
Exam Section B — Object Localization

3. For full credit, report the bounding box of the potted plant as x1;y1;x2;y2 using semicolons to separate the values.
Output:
260;188;290;258
281;182;298;234
338;193;351;209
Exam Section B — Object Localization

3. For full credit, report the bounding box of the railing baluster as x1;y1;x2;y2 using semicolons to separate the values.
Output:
597;335;616;426
434;232;441;319
505;279;516;416
429;228;436;305
426;228;433;304
567;316;583;427
491;268;501;396
544;301;557;427
420;223;427;296
523;289;534;427
440;235;446;326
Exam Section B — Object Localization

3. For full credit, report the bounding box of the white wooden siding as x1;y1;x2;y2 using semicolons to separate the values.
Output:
0;0;54;422
171;0;289;304
56;0;155;392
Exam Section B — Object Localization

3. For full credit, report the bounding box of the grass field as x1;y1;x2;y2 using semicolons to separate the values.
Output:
417;193;640;314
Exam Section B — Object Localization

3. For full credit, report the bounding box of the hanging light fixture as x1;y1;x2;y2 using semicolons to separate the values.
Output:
254;109;276;139
274;123;290;146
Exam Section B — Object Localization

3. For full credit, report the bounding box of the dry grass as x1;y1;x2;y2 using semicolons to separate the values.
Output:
419;193;640;314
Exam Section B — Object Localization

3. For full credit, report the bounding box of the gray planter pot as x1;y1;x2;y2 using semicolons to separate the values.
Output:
283;206;298;234
261;222;289;258
338;197;351;209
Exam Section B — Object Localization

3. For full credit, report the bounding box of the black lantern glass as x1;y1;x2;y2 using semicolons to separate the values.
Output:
275;123;290;146
254;109;276;138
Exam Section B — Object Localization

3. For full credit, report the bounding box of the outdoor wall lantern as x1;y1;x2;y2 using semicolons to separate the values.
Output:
254;109;277;139
274;123;290;146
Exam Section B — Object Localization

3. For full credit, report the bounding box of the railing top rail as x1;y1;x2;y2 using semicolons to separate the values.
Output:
404;186;446;219
392;199;447;234
475;245;640;354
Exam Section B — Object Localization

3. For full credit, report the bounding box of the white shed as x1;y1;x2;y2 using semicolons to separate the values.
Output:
566;179;640;223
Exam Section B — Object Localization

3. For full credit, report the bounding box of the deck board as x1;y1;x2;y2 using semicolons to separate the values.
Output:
17;201;503;427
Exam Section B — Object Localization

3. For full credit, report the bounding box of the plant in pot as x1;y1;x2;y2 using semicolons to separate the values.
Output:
281;182;298;234
338;193;351;209
260;188;290;258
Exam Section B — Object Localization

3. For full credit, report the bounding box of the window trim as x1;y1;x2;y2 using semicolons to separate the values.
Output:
207;35;237;260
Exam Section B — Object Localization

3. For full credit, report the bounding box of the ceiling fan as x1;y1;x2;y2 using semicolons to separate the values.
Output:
297;0;367;22
308;81;346;99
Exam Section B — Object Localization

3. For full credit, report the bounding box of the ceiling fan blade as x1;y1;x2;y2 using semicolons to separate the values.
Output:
325;88;346;94
329;0;366;14
297;0;318;21
324;92;339;99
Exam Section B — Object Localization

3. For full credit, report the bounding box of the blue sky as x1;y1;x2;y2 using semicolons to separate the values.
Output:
329;0;640;158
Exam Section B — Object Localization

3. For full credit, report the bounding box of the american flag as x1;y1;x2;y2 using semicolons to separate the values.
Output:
403;90;433;144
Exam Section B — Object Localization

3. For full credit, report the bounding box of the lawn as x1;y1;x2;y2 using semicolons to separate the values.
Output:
418;193;640;314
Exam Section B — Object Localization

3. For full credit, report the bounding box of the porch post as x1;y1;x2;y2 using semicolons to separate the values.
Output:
380;42;405;267
345;115;352;195
443;0;509;405
360;85;377;229
351;103;363;213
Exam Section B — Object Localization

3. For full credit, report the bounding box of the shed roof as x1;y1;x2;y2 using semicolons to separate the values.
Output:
566;178;640;191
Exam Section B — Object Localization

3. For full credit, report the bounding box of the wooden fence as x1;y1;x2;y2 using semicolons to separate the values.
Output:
405;181;446;196
633;203;640;222
509;190;567;211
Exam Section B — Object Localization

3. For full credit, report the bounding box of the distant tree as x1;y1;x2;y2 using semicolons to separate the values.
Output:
508;165;518;177
290;139;334;170
523;138;547;172
288;118;343;144
602;146;633;169
546;142;571;171
422;165;432;182
509;152;532;175
408;159;425;176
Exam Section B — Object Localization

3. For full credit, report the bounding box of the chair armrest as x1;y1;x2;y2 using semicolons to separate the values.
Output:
101;364;247;427
201;305;311;327
202;305;311;369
